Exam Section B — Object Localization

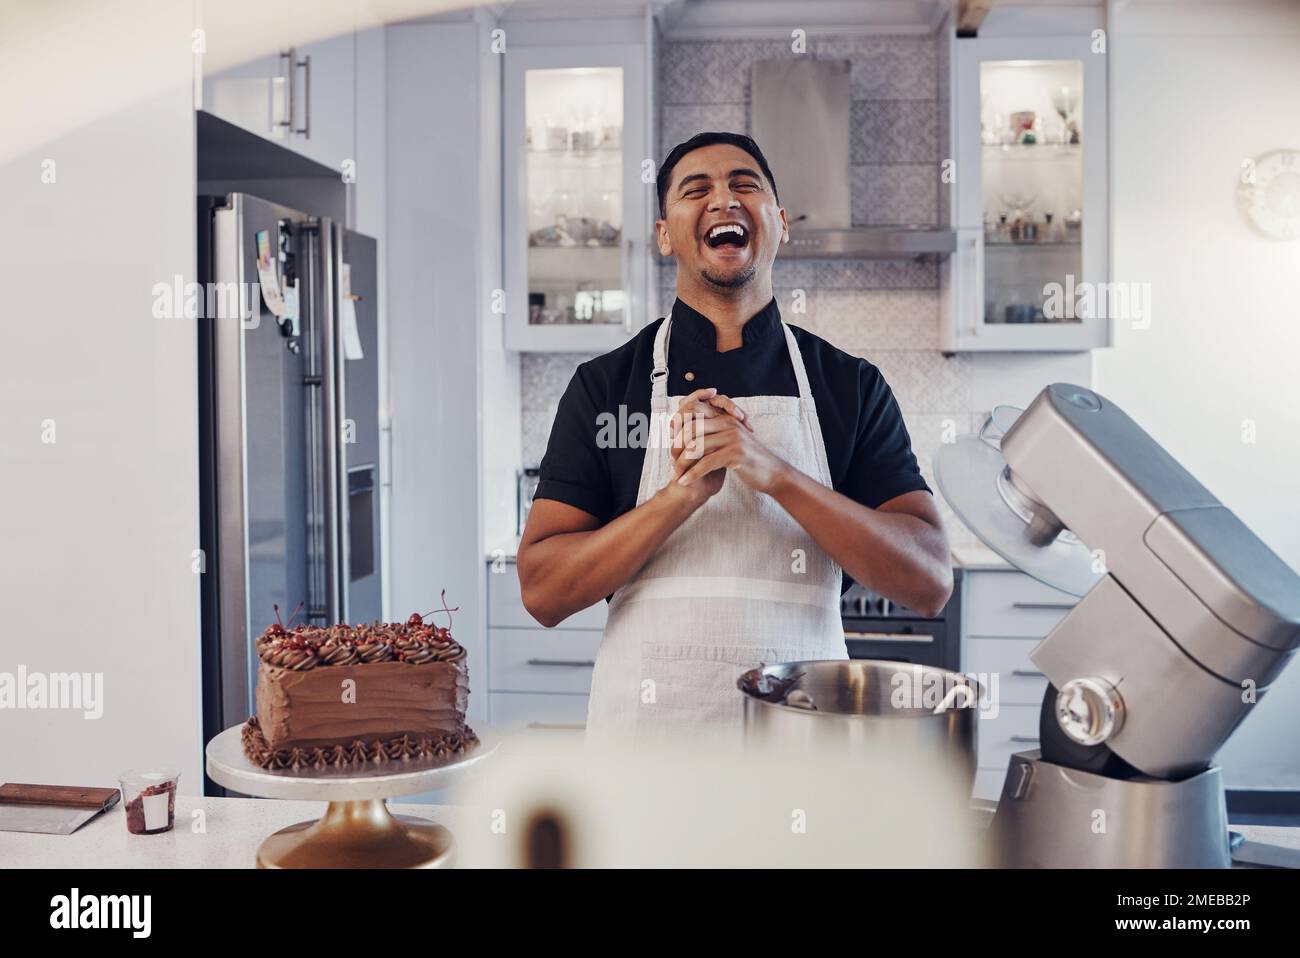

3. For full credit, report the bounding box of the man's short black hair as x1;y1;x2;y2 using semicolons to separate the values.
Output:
655;131;780;218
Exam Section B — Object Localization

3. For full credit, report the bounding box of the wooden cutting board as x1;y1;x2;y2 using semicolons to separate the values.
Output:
0;783;121;834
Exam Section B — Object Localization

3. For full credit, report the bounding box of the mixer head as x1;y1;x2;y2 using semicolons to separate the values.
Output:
934;405;1102;598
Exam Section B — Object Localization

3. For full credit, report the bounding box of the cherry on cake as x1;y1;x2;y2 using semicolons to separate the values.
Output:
241;597;478;770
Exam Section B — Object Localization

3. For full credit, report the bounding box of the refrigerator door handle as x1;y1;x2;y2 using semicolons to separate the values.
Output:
303;221;327;624
320;219;346;624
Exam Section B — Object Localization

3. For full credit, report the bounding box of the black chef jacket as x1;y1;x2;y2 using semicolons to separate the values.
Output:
534;297;932;593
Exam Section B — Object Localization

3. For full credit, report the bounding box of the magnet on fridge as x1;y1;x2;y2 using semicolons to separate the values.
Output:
280;278;300;337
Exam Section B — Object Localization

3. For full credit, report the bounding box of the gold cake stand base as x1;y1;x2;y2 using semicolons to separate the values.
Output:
205;724;500;869
257;799;454;869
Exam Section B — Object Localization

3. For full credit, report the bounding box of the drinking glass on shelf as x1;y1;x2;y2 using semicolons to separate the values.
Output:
980;94;997;146
1000;189;1037;220
544;123;569;152
991;112;1009;146
1051;86;1081;144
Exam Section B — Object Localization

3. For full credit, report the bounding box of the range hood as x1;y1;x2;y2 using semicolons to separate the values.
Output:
783;226;956;258
750;59;954;260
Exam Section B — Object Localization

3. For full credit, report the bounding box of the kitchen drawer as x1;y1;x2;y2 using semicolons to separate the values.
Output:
972;767;1008;803
965;638;1049;706
489;691;588;731
976;703;1041;772
488;565;608;630
964;571;1077;638
489;628;601;694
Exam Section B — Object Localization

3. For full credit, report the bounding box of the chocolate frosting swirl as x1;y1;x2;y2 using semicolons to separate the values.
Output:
267;646;318;670
318;641;360;666
239;717;479;771
254;615;467;671
357;640;394;663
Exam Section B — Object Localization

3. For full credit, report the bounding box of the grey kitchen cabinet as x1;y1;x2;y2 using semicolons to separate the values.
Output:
202;35;355;179
488;560;608;630
202;50;287;143
964;569;1078;638
489;691;591;731
289;33;357;176
960;567;1078;800
489;628;602;694
486;561;606;731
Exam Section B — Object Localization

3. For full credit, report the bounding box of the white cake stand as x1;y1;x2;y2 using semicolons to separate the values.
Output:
205;724;499;868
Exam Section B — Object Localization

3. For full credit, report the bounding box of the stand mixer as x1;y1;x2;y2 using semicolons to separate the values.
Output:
936;384;1300;867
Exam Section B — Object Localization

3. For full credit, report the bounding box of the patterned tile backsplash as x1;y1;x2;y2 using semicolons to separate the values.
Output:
519;30;990;549
659;36;942;227
850;100;938;165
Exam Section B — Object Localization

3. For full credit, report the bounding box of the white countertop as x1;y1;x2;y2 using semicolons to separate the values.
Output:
948;541;1013;570
0;796;478;869
3;795;1295;868
486;536;521;562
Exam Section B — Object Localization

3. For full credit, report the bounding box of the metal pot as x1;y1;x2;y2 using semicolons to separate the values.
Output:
739;660;979;788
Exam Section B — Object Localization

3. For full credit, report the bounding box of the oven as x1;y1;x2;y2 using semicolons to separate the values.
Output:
839;568;962;671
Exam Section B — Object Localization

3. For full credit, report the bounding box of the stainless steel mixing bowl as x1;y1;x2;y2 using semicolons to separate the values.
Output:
739;660;980;787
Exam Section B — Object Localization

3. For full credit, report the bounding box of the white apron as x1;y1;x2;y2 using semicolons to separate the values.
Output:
584;315;848;748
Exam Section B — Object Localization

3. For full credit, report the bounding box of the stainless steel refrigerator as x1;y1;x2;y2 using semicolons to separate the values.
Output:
198;192;381;790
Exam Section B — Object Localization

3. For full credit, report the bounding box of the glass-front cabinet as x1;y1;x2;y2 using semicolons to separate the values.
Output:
944;35;1108;351
504;45;649;351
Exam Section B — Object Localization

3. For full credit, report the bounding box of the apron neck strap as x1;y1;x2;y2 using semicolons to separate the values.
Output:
781;323;814;402
651;314;813;403
651;317;671;400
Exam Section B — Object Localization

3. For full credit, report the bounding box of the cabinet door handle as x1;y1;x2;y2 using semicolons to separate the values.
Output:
1011;669;1045;677
1012;601;1075;610
278;48;295;133
624;238;634;333
298;53;312;138
526;658;596;668
969;233;983;337
1010;735;1040;743
845;631;933;643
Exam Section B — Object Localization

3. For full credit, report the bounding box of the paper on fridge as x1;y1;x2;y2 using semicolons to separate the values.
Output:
254;229;287;319
340;263;364;360
280;278;300;337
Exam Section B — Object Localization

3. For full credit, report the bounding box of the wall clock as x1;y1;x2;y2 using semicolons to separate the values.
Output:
1237;149;1300;240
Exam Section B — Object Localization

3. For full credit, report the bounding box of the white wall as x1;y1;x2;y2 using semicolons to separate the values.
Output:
478;18;521;555
386;19;496;725
969;352;1093;413
1102;0;1300;786
354;25;393;618
0;9;202;789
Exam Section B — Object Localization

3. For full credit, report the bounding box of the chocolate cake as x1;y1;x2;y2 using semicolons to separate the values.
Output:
241;599;478;770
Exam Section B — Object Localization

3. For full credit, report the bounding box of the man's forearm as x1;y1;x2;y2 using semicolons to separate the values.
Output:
768;466;953;616
518;488;699;627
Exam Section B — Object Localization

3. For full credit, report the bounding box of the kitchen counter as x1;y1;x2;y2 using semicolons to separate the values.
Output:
948;541;1013;570
487;536;521;562
0;796;480;869
3;795;1296;868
